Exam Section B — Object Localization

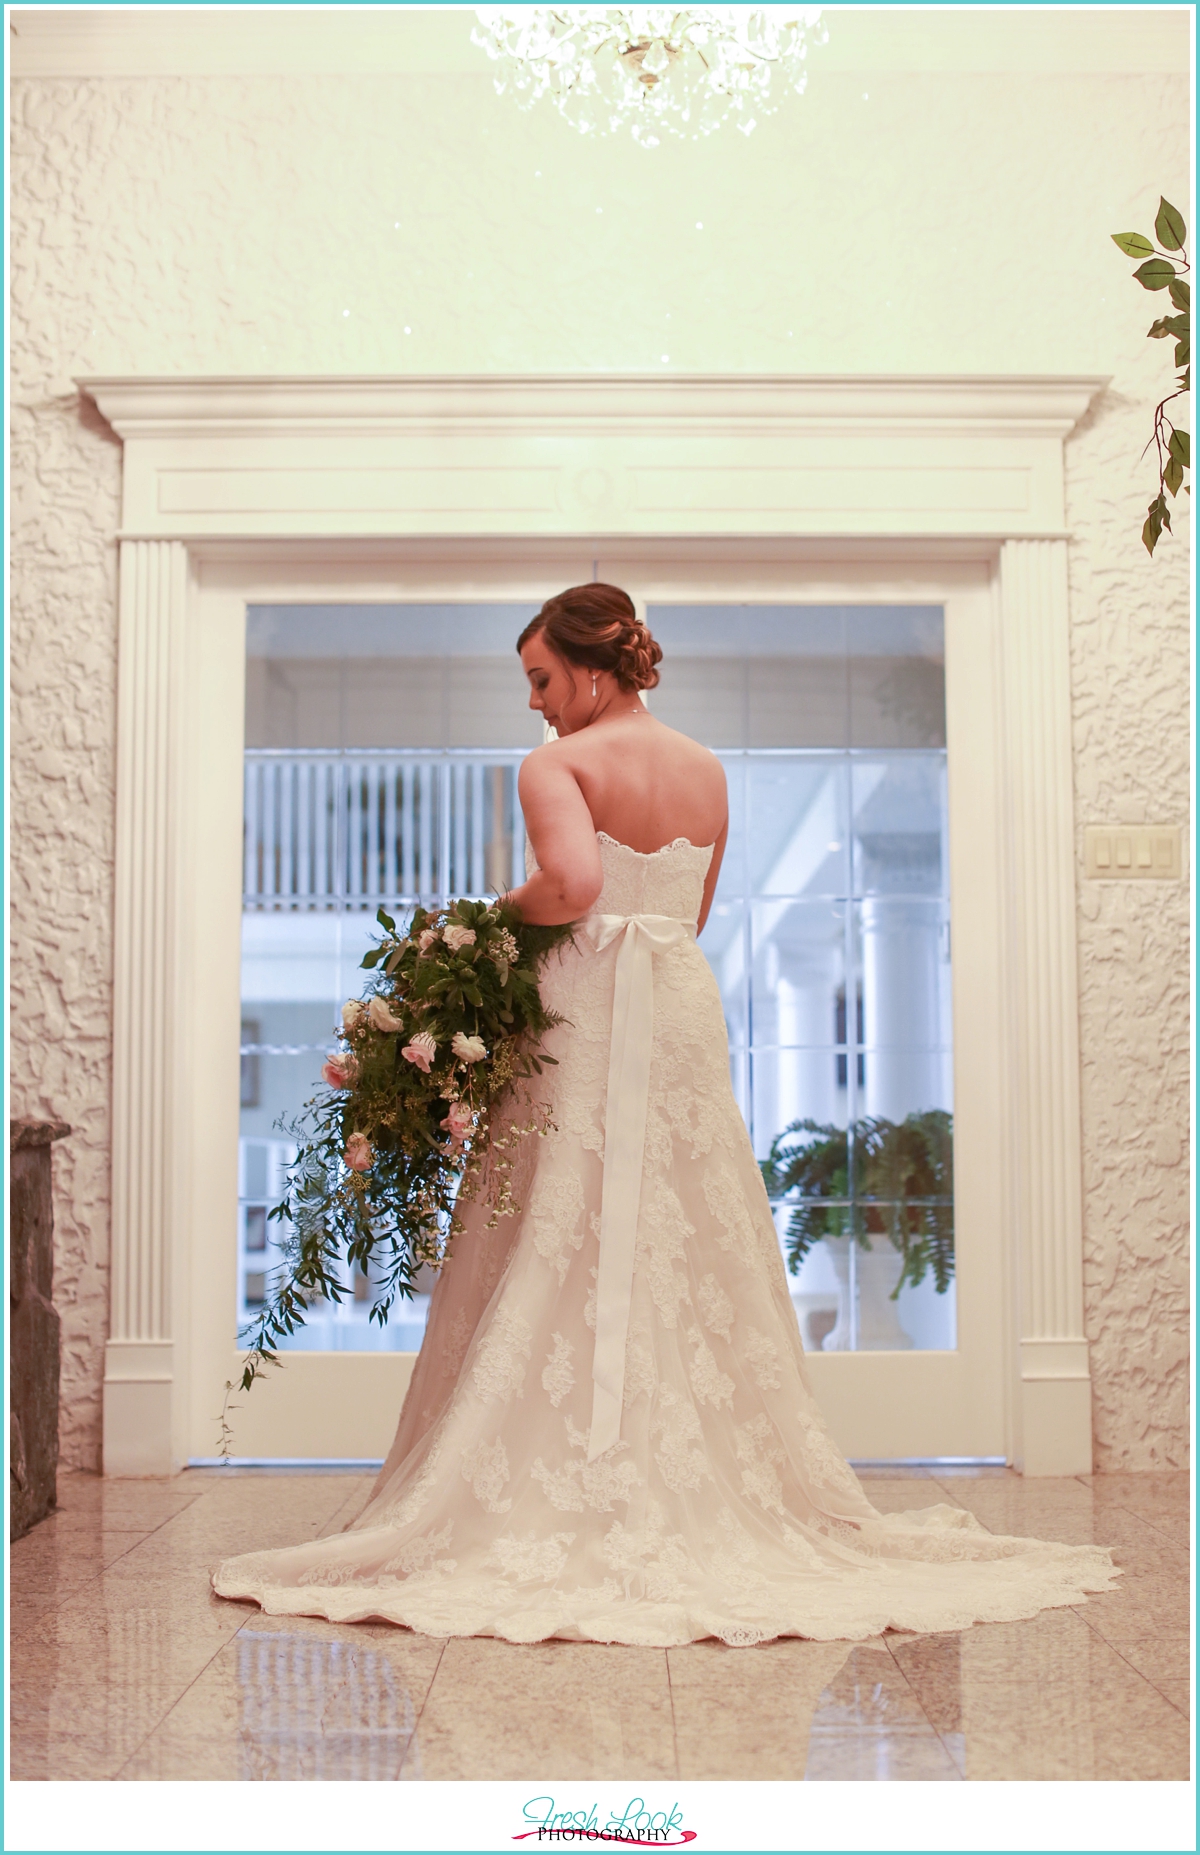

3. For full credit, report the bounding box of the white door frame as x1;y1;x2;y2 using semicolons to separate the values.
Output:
82;373;1106;1476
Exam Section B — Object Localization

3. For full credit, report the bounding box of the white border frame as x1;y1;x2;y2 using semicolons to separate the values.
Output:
79;374;1105;1475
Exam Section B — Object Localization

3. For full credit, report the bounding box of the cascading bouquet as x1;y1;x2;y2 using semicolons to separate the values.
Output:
234;898;573;1393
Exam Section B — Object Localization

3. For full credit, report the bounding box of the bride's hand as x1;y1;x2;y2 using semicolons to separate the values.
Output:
503;749;603;925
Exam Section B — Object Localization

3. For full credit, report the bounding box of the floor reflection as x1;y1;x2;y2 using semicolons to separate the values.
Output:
10;1469;1190;1782
236;1631;417;1780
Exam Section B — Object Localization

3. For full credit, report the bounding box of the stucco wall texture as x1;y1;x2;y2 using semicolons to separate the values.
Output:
10;67;1189;1471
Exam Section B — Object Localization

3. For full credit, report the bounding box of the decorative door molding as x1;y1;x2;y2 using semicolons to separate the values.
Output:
81;372;1107;1476
83;372;1100;541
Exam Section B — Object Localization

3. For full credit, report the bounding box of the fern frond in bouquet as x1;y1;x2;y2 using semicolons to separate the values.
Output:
235;898;574;1393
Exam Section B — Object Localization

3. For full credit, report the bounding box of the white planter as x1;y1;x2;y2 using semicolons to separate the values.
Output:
820;1235;914;1352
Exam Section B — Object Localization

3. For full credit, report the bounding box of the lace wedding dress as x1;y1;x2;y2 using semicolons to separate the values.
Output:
214;833;1118;1646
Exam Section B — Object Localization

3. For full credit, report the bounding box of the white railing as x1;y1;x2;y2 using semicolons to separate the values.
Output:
244;750;529;909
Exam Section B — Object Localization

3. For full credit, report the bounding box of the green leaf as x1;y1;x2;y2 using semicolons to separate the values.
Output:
1175;337;1190;368
1164;454;1184;496
1148;317;1175;338
1169;428;1190;468
1142;493;1166;554
1169;277;1191;311
1155;197;1187;251
376;906;396;932
1145;494;1172;549
1112;231;1155;257
1134;258;1177;291
360;947;384;968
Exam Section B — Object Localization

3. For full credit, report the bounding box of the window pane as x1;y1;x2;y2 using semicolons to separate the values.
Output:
746;760;850;900
848;606;947;750
852;755;948;898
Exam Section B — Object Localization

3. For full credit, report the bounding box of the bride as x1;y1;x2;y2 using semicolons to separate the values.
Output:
214;584;1117;1646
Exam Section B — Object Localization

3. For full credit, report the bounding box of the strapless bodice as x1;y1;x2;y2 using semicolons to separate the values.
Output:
527;830;714;925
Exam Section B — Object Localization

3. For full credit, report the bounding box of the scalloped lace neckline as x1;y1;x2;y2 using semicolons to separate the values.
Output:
596;830;713;859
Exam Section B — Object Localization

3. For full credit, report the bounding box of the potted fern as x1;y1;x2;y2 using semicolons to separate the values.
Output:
761;1111;954;1348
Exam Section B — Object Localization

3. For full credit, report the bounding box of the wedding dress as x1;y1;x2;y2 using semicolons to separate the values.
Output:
214;833;1117;1646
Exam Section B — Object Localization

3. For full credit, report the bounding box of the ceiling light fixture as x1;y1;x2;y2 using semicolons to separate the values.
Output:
471;7;827;147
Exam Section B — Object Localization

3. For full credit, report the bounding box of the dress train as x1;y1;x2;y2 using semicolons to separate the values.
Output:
214;835;1117;1646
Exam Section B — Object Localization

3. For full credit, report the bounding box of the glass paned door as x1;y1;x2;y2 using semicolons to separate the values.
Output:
648;605;954;1357
227;585;1002;1467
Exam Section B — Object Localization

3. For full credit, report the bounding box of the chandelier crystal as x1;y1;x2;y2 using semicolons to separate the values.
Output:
471;7;827;146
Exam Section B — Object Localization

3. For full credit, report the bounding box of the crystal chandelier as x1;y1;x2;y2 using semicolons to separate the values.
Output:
471;7;827;146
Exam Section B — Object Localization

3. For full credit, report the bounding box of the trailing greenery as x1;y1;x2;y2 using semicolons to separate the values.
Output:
232;898;574;1398
1111;196;1190;554
760;1110;954;1298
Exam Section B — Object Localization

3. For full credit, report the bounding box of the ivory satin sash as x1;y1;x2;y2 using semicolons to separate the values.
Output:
583;911;695;1461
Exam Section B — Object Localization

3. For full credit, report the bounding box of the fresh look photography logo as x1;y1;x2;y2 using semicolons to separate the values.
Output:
515;1796;697;1846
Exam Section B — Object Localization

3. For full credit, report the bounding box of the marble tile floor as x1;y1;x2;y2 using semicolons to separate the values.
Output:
10;1466;1191;1782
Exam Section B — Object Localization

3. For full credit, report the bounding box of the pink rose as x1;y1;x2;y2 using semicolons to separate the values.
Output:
417;927;440;953
400;1030;438;1073
321;1051;359;1088
440;1101;474;1150
343;1132;373;1172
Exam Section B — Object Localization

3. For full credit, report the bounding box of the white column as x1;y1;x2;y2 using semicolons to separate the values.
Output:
104;541;189;1474
860;898;943;1123
998;539;1092;1474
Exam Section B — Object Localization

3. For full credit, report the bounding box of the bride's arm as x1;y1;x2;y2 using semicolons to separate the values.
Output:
503;747;603;925
696;815;728;936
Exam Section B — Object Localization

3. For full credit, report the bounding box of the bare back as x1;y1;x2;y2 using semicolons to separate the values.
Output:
550;711;726;854
513;713;729;932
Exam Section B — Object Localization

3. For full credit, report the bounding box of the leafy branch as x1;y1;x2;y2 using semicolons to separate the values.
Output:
1112;195;1190;554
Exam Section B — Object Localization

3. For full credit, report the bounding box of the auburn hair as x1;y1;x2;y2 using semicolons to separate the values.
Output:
516;584;662;693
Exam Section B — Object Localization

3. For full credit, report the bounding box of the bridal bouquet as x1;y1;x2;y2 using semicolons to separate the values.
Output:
235;899;573;1393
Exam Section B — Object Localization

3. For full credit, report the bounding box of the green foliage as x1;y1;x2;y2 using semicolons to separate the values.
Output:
760;1110;954;1298
1133;257;1177;291
1111;231;1155;259
1156;197;1187;250
1112;196;1191;554
234;899;575;1397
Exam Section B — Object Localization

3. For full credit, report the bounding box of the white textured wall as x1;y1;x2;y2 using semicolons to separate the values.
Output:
1067;345;1191;1470
10;52;1189;1469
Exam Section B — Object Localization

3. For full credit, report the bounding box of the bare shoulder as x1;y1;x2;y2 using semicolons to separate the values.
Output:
651;717;727;782
519;738;573;784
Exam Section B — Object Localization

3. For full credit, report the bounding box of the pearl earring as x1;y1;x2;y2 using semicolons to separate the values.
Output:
591;673;598;698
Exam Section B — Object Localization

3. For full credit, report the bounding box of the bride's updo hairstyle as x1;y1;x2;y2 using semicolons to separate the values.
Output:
517;584;663;694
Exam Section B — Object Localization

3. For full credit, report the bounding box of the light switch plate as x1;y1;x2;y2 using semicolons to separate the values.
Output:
1084;824;1182;880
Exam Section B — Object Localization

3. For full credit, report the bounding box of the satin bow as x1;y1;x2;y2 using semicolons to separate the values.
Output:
583;912;694;1460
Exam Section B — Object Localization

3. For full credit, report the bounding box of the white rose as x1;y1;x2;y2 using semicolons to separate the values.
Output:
417;927;440;952
342;999;366;1032
367;995;405;1033
442;924;477;953
451;1031;488;1064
